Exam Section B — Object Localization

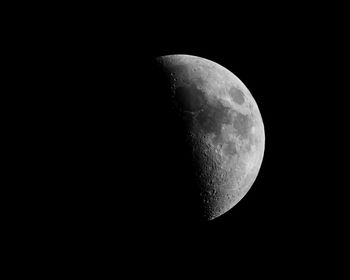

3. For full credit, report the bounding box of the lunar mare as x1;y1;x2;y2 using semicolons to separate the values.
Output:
156;54;265;220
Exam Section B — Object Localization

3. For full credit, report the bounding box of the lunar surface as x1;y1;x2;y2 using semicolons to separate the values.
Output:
155;54;265;221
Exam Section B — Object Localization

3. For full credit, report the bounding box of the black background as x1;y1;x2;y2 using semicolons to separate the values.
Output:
12;5;347;274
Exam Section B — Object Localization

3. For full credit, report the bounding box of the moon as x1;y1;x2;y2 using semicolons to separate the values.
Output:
155;54;265;221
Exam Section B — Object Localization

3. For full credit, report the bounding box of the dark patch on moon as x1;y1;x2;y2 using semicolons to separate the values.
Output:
229;86;245;105
223;141;237;156
196;101;231;141
166;63;189;85
174;84;206;113
232;111;251;138
189;71;206;89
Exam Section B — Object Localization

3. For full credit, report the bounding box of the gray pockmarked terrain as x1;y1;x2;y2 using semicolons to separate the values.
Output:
156;54;265;220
